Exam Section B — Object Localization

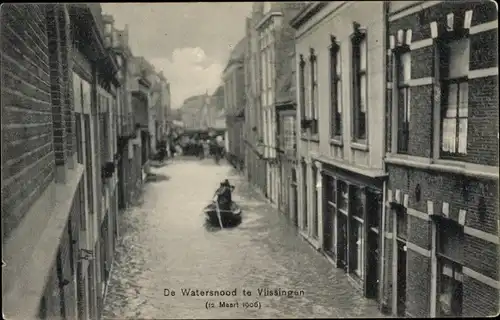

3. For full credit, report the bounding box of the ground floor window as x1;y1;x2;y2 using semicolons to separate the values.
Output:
302;161;308;231
323;175;336;255
438;259;463;317
312;166;318;239
337;212;348;269
351;219;364;278
437;219;464;317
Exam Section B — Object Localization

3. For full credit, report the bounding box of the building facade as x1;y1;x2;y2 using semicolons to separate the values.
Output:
223;38;246;170
383;1;499;317
292;0;387;305
244;5;267;196
2;4;120;319
256;2;305;205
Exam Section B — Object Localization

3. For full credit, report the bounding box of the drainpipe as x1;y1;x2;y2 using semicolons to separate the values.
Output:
379;0;390;312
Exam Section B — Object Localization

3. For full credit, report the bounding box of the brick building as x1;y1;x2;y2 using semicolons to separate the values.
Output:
383;1;499;317
291;1;387;304
2;4;121;319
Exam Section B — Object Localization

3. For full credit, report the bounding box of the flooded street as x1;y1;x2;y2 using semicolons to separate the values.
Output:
102;159;385;319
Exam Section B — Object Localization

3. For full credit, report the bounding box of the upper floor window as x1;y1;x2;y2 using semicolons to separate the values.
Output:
281;115;296;151
351;23;367;141
299;54;306;131
440;38;470;159
397;51;411;153
330;36;342;138
310;48;319;135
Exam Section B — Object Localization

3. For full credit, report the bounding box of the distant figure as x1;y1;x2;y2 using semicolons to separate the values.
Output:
203;140;210;158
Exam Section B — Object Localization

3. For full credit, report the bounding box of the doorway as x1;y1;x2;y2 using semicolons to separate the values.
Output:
397;240;407;316
337;212;348;271
366;230;379;300
291;168;298;227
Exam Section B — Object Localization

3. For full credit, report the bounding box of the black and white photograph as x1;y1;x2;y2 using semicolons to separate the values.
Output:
1;1;498;319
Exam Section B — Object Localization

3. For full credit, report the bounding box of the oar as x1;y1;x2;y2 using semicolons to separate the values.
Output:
213;195;224;229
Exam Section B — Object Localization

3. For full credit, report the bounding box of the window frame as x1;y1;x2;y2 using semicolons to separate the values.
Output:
309;48;319;135
438;35;470;160
299;54;306;124
394;45;412;154
395;204;408;241
330;35;342;138
351;24;368;142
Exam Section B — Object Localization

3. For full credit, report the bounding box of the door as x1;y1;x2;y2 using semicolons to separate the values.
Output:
397;240;407;316
323;203;333;254
337;213;348;270
366;230;379;300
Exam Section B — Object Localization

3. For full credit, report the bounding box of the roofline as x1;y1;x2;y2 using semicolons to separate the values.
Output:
290;2;328;30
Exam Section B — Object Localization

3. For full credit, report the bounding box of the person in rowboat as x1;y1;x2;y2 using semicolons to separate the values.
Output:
214;179;234;212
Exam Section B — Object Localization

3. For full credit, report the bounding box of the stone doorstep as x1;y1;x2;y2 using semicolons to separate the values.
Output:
3;165;85;320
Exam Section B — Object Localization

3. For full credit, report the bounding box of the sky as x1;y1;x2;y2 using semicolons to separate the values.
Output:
102;3;253;109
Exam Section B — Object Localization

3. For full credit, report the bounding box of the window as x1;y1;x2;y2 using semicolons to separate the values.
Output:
438;260;463;317
312;166;318;239
354;223;364;277
299;55;306;132
73;73;84;164
302;161;308;231
440;38;470;159
330;37;342;138
352;27;367;141
350;186;364;219
366;189;382;230
310;48;318;135
282;115;296;150
325;175;336;204
338;181;348;212
397;52;411;153
396;206;408;241
304;62;310;120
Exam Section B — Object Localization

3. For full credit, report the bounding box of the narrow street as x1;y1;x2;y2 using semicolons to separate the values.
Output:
102;159;384;319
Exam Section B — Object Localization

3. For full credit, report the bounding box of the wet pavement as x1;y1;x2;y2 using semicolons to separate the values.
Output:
102;158;386;319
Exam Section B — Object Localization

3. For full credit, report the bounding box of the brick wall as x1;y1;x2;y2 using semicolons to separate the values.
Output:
406;250;431;317
47;4;68;166
463;275;500;317
388;0;499;166
1;4;55;241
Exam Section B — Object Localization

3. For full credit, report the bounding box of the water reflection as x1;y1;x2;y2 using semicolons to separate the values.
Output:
203;217;243;232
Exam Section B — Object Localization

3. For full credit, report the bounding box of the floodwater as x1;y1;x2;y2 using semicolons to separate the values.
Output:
102;158;386;319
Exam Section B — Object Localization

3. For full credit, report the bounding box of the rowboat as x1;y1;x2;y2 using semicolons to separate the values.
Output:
203;201;242;226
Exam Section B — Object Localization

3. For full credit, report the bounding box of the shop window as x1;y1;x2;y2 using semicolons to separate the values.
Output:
302;161;308;230
350;186;364;219
312;166;318;239
352;222;364;278
325;175;336;204
367;189;381;230
338;181;348;213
